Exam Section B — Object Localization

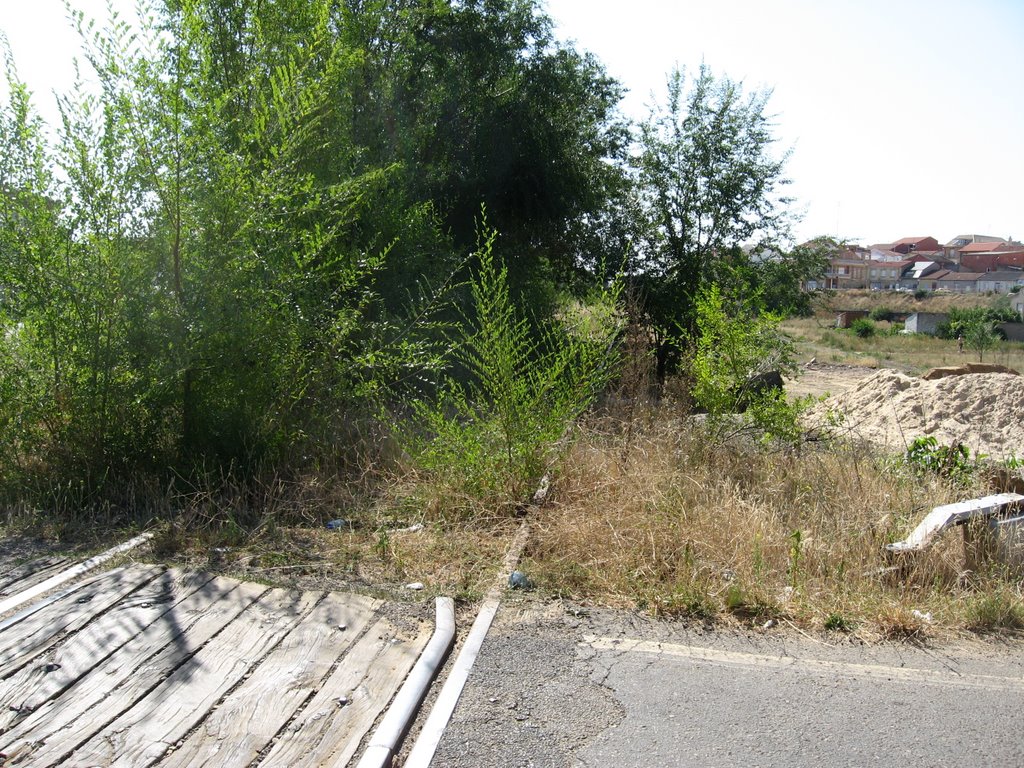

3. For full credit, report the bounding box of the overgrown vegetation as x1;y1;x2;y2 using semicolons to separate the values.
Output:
904;436;982;486
0;0;630;514
526;417;1018;638
403;227;621;516
936;306;1019;340
851;318;876;338
688;284;812;446
783;314;1024;374
2;2;1020;637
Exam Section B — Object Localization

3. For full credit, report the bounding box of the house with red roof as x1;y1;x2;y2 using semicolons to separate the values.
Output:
891;236;939;255
944;234;1014;262
959;241;1024;272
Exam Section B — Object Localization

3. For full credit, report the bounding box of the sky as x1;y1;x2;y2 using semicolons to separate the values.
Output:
1;0;1022;247
544;0;1024;246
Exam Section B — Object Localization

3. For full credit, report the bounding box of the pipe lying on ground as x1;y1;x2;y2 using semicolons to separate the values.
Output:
0;532;154;619
355;596;456;768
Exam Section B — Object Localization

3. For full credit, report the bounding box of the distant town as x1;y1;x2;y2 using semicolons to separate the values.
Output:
806;234;1024;295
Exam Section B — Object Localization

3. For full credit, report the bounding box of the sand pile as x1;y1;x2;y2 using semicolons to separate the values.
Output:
809;369;1024;460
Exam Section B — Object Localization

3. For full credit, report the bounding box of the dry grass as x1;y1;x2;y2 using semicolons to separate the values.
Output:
13;377;1021;638
140;459;519;602
525;414;1024;638
782;316;1024;375
159;520;515;603
816;289;1000;314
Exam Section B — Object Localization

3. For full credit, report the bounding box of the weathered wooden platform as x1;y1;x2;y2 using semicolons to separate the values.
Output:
0;555;75;600
0;562;432;767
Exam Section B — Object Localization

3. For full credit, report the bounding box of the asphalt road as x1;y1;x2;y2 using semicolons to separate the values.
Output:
425;598;1024;768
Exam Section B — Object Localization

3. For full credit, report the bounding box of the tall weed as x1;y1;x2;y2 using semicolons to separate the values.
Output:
407;228;622;516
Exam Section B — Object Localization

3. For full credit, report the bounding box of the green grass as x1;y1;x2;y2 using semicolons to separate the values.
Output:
783;317;1024;375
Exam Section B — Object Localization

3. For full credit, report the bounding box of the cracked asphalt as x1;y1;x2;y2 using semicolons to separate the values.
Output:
423;597;1024;767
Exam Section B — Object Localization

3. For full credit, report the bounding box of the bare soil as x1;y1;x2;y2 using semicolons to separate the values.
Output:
785;361;876;400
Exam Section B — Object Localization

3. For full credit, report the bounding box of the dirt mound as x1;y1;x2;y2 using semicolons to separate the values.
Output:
921;363;1020;380
810;369;1024;460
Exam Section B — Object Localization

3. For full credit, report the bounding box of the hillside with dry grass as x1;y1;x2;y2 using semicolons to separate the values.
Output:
814;289;1001;314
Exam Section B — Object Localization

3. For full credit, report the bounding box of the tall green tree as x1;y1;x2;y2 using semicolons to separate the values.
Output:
633;64;793;381
0;0;629;502
341;0;629;293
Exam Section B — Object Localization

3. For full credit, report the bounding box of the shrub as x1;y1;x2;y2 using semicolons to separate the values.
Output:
868;307;895;322
406;227;622;514
688;285;810;446
914;288;929;300
851;318;875;338
964;316;999;361
938;306;1013;340
905;436;979;485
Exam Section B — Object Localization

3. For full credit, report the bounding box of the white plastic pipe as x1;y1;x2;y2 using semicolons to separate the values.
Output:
355;596;456;768
402;596;501;768
0;532;153;617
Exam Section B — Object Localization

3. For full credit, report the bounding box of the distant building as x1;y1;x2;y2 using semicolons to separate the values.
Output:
899;261;942;291
1011;292;1024;320
905;312;948;335
867;259;909;290
959;242;1024;272
805;234;1023;293
914;269;952;293
891;236;940;255
820;246;872;289
936;271;984;293
869;246;905;262
944;234;1016;263
836;310;870;328
976;271;1024;294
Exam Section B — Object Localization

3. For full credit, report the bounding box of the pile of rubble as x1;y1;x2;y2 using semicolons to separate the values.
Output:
810;366;1024;461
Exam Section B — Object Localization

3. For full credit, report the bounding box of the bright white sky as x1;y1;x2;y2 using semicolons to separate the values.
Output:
546;0;1024;246
2;0;1022;247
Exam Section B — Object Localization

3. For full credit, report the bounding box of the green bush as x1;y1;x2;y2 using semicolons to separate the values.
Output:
905;436;979;486
407;228;622;513
938;306;1014;340
689;285;809;447
868;307;895;322
850;318;876;338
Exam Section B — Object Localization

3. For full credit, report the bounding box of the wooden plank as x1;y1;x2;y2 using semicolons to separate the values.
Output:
0;569;214;731
887;492;1024;552
0;533;153;617
0;575;266;764
159;592;382;768
60;587;323;768
259;616;432;768
0;564;164;677
0;557;71;596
